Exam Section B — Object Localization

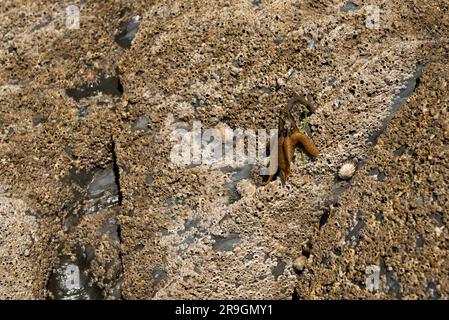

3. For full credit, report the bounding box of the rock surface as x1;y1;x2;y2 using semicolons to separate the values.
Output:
0;0;448;299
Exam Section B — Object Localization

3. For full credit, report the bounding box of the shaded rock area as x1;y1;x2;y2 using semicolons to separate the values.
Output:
48;163;123;300
0;0;448;300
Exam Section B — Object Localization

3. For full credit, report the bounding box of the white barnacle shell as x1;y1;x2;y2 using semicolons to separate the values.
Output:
338;162;356;180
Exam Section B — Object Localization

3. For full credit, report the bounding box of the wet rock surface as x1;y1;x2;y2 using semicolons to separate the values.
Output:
0;0;448;299
47;245;103;300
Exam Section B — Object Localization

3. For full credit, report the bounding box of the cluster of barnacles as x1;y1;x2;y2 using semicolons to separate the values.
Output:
262;92;319;185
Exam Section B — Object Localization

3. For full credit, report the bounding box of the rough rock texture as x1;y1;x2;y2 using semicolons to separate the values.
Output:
295;62;449;299
0;187;54;299
0;0;448;299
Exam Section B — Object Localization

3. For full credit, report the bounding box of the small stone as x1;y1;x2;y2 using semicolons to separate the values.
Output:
24;249;30;257
293;256;307;273
338;162;356;180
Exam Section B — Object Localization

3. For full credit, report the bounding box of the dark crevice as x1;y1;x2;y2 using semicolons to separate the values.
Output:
116;223;125;300
117;77;124;95
111;136;123;206
110;135;125;299
319;209;330;230
66;72;124;101
291;288;301;301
